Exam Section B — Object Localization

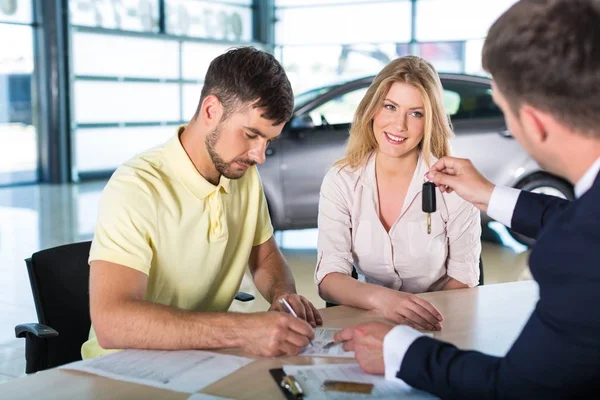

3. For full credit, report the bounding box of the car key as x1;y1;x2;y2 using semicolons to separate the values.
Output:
422;182;436;234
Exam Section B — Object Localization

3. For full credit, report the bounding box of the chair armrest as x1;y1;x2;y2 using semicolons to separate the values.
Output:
234;292;255;302
15;323;59;374
15;323;59;339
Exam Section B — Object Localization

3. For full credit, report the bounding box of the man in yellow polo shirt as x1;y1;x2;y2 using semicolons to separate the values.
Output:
83;47;321;359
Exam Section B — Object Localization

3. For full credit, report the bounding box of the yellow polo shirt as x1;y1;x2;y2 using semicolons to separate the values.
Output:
82;128;273;359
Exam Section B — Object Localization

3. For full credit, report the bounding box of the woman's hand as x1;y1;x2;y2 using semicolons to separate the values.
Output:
372;288;443;331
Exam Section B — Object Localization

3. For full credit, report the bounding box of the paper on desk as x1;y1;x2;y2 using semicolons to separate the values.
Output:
283;363;438;399
299;328;433;358
60;349;252;394
299;328;354;358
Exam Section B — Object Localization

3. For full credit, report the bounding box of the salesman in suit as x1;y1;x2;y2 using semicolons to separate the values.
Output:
333;0;600;398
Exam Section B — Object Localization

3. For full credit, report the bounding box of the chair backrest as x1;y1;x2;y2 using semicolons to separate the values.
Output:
26;241;92;368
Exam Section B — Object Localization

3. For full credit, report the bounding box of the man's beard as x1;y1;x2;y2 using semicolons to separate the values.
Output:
205;125;256;180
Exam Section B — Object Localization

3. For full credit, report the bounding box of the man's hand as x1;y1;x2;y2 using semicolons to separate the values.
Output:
239;312;314;357
371;289;443;331
427;157;495;212
269;294;323;328
334;322;396;375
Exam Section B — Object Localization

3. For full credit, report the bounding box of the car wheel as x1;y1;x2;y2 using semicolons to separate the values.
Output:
508;174;574;247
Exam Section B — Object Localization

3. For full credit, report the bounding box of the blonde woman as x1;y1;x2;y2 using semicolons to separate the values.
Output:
315;56;481;331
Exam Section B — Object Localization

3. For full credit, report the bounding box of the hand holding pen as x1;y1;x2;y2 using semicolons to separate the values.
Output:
278;297;315;346
269;294;323;328
236;311;314;357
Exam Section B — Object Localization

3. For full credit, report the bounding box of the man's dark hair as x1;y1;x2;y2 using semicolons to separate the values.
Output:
196;47;294;126
482;0;600;137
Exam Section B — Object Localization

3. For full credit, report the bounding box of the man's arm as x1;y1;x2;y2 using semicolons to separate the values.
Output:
247;236;296;303
90;260;314;356
509;190;571;239
248;236;323;326
428;157;571;240
394;308;595;399
340;315;591;399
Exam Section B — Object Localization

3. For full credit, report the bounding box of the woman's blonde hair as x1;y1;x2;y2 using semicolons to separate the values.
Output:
336;55;453;169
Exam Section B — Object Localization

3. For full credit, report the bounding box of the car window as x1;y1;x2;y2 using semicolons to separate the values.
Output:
444;90;461;116
294;85;336;110
442;80;503;120
308;87;368;126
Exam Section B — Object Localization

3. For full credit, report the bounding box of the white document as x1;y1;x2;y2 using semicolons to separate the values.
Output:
187;394;234;400
299;328;433;358
283;363;438;399
300;328;354;358
61;349;252;394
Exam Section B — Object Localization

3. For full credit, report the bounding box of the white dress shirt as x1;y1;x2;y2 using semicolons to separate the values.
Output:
383;156;600;384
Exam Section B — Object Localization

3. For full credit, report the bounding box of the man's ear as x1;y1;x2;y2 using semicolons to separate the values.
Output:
199;95;223;126
519;104;549;144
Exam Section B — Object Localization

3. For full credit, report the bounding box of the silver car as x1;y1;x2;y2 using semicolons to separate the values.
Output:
258;74;574;245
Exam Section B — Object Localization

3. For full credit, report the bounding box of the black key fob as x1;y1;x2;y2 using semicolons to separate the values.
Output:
422;182;436;213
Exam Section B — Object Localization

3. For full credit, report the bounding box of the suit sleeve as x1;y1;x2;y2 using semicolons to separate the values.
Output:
510;191;570;239
397;309;594;399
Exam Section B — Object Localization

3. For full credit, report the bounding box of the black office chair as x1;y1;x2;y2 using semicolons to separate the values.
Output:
15;241;92;373
15;241;255;373
325;257;484;308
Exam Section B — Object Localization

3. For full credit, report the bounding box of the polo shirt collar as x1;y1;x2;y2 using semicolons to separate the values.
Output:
165;126;231;200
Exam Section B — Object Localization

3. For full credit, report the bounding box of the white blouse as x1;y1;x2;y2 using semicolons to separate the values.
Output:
315;152;481;294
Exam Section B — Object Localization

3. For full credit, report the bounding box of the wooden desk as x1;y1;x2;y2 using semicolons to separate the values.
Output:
0;281;538;400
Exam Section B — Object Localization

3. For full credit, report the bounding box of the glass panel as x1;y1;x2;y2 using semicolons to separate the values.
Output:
442;80;502;120
275;3;412;45
276;0;386;6
215;0;251;4
72;32;180;79
181;42;231;81
75;126;175;172
69;0;159;32
307;87;368;127
0;0;32;24
182;83;202;120
413;42;464;73
444;90;461;116
416;0;518;42
74;81;180;123
166;0;252;42
168;0;252;5
464;39;487;76
0;24;36;185
280;43;410;94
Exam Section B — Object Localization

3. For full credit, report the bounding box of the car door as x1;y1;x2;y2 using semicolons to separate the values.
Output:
280;86;369;229
441;77;529;186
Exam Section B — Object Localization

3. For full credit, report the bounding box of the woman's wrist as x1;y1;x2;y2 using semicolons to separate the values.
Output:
366;284;393;310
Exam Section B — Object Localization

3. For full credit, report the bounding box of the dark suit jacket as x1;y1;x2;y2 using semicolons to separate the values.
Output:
397;173;600;399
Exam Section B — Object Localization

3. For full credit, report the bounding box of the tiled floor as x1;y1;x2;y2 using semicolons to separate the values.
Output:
0;181;531;385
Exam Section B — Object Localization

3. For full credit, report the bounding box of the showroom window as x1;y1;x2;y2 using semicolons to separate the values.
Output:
275;0;518;94
0;0;37;185
275;1;412;95
69;0;257;176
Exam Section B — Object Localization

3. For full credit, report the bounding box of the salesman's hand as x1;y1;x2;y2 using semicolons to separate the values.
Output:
334;322;395;375
427;157;495;212
269;293;323;328
239;312;314;357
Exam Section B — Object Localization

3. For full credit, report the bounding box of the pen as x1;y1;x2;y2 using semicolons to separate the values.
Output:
279;297;298;317
278;298;314;346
